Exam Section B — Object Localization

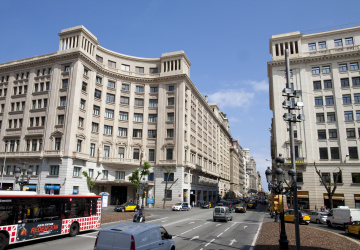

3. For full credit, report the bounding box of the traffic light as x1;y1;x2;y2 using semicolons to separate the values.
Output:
270;194;279;212
144;191;147;198
278;194;284;212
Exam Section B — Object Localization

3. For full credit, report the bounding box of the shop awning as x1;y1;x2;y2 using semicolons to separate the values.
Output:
323;196;344;201
297;195;309;199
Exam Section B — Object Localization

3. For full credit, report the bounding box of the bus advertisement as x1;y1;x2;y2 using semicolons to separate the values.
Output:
0;191;101;250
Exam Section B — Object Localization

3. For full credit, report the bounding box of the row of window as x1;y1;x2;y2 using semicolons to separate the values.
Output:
314;92;360;106
0;68;52;83
316;110;360;122
314;77;360;90
319;146;358;159
89;124;174;138
296;172;360;185
312;62;359;74
94;77;174;92
317;127;360;139
1;165;40;176
95;55;159;74
308;37;353;51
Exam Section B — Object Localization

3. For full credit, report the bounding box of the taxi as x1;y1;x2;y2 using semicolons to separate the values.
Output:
345;221;360;236
235;203;247;213
284;209;310;225
114;202;138;212
247;200;257;209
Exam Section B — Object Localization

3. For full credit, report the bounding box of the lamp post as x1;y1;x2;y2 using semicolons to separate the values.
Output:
15;162;33;191
140;177;148;213
265;154;289;250
1;141;9;190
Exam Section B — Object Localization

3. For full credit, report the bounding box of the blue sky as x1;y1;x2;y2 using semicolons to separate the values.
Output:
1;0;360;190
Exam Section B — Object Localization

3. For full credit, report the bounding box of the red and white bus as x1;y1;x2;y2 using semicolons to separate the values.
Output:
0;191;101;250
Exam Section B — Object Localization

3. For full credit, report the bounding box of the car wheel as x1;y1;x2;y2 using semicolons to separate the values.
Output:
134;208;138;212
316;219;320;224
213;218;216;222
69;222;79;237
327;221;332;228
345;227;349;234
305;222;309;225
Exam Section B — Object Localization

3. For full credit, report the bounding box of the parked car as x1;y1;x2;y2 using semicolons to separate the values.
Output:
114;202;138;212
309;211;328;224
213;206;232;222
202;202;211;209
94;223;175;250
247;200;257;209
284;209;310;225
327;206;360;229
172;202;186;211
235;203;247;213
345;221;360;236
181;203;191;211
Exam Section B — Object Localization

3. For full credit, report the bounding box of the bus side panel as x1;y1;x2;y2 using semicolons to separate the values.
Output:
61;199;101;234
0;225;18;244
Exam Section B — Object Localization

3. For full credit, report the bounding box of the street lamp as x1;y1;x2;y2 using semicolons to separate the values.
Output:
140;177;148;213
265;155;289;250
15;162;33;191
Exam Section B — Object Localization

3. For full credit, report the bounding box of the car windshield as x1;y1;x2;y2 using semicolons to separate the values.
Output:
120;203;128;206
174;203;182;206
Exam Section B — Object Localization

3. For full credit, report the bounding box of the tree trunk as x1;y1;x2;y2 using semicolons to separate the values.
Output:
328;193;333;210
163;180;168;209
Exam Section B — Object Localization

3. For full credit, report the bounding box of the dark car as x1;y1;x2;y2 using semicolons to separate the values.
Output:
247;200;257;209
202;202;211;209
222;201;234;211
114;202;138;212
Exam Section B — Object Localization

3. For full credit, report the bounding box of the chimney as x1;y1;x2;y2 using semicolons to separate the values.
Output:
205;95;208;102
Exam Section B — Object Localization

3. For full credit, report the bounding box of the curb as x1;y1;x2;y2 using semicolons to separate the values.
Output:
313;226;360;246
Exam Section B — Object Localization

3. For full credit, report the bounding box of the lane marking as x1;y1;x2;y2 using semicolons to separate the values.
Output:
224;227;230;232
147;217;169;223
217;232;223;237
173;235;178;238
189;222;195;224
161;220;168;222
190;236;199;241
251;222;263;247
229;239;237;246
163;219;188;227
180;229;193;235
77;235;97;238
205;239;215;247
193;224;203;230
216;224;221;227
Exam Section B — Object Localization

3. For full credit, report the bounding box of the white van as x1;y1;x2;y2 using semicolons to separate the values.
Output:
94;223;175;250
327;206;360;228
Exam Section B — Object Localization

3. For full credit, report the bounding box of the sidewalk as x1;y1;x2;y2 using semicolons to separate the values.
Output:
255;212;360;250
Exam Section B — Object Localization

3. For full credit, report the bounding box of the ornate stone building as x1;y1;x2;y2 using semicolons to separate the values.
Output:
0;25;232;206
269;26;360;209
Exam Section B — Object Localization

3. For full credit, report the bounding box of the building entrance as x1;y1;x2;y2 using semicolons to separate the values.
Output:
111;186;127;205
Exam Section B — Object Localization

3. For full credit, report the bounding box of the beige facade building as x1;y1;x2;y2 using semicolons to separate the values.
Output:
229;140;246;197
269;26;360;209
0;25;233;206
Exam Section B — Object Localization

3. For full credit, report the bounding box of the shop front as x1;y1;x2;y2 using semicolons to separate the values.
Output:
286;191;310;209
323;193;345;208
24;184;37;191
44;184;60;195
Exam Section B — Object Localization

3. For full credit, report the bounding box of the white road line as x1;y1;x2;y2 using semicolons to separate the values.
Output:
180;229;193;235
224;227;230;232
205;239;215;247
193;224;203;229
77;235;97;238
188;222;195;224
251;222;263;247
173;235;178;238
144;217;169;223
216;224;221;227
204;222;210;225
163;219;188;226
217;232;223;237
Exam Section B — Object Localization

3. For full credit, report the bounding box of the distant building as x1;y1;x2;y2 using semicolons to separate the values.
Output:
230;139;246;197
268;26;360;209
0;25;233;206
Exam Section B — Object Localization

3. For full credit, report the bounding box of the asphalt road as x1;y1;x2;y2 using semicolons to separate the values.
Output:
8;205;268;250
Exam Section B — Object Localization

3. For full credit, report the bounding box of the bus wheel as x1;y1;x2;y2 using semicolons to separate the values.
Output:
69;223;79;237
0;233;8;250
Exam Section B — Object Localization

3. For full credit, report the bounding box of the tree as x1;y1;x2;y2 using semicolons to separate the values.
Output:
220;112;227;118
163;167;178;209
82;171;101;192
128;161;151;203
314;162;342;209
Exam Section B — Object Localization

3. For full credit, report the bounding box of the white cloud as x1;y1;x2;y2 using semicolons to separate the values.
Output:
245;80;269;92
207;89;255;109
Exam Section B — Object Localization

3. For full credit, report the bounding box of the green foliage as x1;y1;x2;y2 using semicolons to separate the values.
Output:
82;171;101;190
128;162;152;188
221;112;227;118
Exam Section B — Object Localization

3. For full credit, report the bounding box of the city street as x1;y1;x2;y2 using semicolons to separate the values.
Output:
8;205;268;250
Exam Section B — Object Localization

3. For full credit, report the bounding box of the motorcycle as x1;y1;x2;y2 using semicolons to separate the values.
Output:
133;210;145;223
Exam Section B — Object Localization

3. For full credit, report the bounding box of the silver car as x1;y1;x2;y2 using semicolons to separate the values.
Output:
310;211;328;224
94;223;175;250
213;206;233;222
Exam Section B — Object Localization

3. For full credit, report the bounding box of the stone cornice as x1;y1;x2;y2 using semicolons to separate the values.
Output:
97;46;159;62
268;49;360;67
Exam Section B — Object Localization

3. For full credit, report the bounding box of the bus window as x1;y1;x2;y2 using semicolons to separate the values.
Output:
42;198;61;221
91;198;98;215
0;198;15;226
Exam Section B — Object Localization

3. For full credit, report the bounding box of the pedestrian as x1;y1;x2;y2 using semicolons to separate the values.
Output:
130;198;133;203
192;201;195;208
285;205;288;210
320;206;324;212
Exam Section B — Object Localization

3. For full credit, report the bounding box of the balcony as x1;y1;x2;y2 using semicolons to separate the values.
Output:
159;160;176;165
0;151;43;159
73;151;89;160
286;157;306;164
43;150;63;158
303;45;359;57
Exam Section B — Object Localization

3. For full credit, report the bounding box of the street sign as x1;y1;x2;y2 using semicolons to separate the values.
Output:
178;194;181;197
147;198;154;204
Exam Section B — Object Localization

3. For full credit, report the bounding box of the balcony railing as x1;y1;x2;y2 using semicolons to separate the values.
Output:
286;157;306;164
